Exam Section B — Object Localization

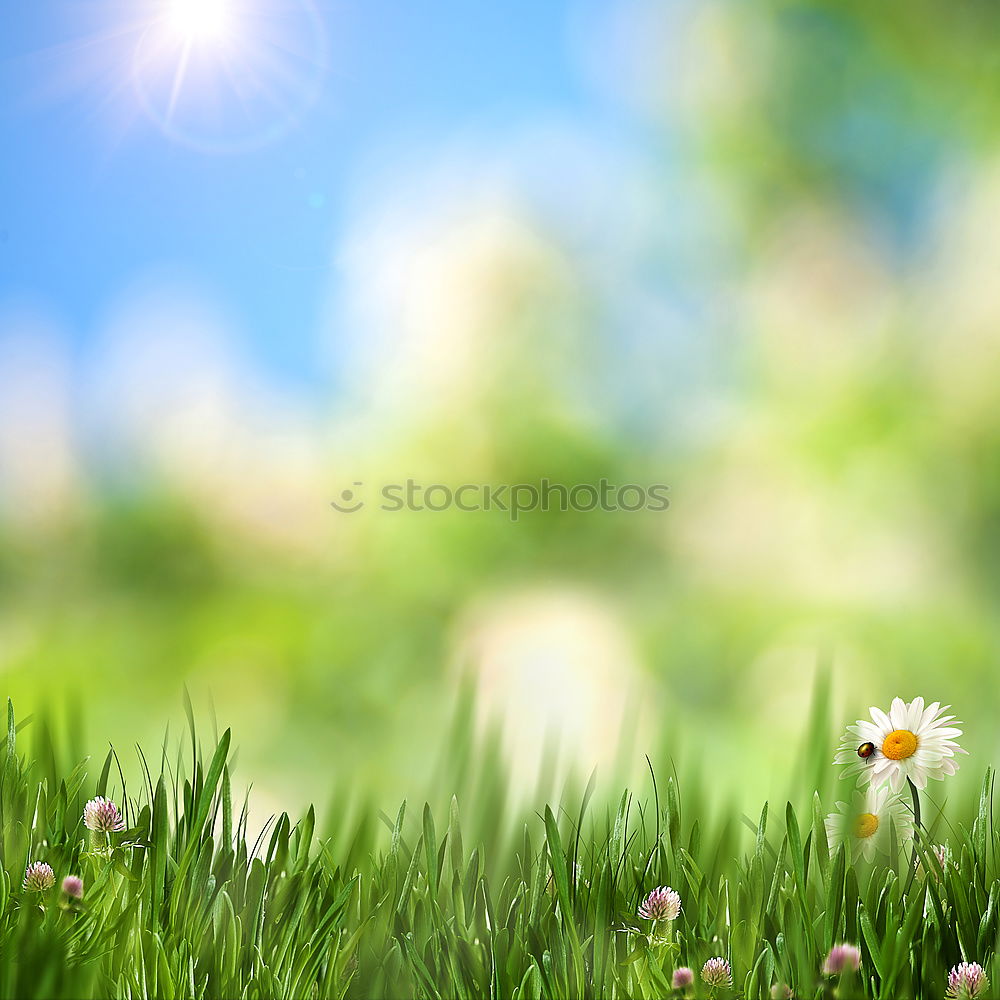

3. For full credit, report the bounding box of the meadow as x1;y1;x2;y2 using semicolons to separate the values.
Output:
0;689;994;1000
6;3;1000;999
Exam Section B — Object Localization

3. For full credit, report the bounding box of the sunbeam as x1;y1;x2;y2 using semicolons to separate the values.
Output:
12;0;328;154
130;0;327;152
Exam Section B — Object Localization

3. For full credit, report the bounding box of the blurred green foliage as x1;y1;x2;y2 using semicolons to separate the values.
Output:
4;0;1000;816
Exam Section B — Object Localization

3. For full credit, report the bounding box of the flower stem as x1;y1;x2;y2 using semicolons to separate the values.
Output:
904;777;921;895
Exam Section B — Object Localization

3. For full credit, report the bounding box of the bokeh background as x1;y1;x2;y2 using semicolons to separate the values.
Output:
3;0;1000;820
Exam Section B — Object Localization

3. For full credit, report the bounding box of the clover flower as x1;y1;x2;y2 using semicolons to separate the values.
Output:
701;957;732;988
23;861;56;892
638;886;682;921
823;943;861;975
62;875;84;899
83;796;125;833
834;697;965;792
915;843;950;880
947;962;990;999
672;966;694;988
770;985;793;999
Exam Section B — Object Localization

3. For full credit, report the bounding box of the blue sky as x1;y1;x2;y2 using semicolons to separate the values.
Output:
0;0;622;389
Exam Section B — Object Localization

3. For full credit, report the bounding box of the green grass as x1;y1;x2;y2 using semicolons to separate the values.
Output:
0;695;996;1000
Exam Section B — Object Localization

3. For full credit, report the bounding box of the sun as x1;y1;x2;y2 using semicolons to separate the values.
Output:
165;0;232;42
131;0;327;152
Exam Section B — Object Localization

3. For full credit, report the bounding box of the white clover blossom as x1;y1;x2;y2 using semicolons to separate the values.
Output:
947;962;990;999
915;843;951;880
638;885;681;921
23;861;56;892
701;957;732;987
83;796;125;833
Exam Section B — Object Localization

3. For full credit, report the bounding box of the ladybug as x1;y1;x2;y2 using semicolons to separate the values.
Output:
857;742;876;759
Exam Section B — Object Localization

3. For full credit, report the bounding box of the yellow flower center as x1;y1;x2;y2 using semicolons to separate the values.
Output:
853;812;880;839
882;729;918;761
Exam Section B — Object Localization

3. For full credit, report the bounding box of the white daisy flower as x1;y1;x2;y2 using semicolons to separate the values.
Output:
834;697;965;792
825;783;914;861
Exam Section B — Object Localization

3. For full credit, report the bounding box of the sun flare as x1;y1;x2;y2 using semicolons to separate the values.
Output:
165;0;232;42
128;0;327;152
